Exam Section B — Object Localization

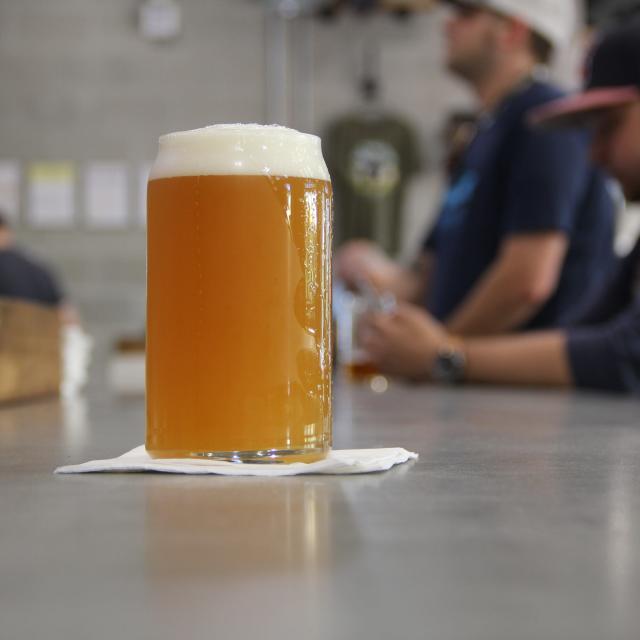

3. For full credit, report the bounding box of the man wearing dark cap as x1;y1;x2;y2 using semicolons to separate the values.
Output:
361;18;640;393
0;212;77;323
338;0;615;338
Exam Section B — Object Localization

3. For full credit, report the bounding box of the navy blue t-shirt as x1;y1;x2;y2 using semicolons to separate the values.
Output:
0;248;63;307
567;239;640;394
423;80;615;330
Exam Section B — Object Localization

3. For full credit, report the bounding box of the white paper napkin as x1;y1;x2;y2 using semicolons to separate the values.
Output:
55;445;418;476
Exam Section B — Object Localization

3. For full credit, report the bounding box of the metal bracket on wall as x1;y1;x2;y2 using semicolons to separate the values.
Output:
263;7;316;132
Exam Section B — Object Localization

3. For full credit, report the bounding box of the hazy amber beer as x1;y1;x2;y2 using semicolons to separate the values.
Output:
146;125;332;462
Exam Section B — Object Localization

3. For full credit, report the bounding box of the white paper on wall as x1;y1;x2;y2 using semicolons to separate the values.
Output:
138;163;151;228
0;161;20;223
27;162;75;228
85;162;128;229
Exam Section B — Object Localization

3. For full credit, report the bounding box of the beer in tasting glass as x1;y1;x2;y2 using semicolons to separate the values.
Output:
145;125;332;462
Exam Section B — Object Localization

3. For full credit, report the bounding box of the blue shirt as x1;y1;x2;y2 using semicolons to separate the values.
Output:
424;80;615;330
567;240;640;394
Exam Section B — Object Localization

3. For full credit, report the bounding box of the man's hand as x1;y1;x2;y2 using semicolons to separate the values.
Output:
359;303;449;379
358;302;573;388
334;240;399;292
335;240;433;303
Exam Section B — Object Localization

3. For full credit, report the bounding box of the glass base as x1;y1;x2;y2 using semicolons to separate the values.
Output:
147;446;329;464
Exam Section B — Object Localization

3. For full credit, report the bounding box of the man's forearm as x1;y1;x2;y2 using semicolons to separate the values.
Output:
446;269;546;335
445;233;567;335
463;331;573;387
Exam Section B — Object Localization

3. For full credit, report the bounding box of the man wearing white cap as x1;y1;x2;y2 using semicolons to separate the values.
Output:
338;0;615;337
360;17;640;393
445;0;576;54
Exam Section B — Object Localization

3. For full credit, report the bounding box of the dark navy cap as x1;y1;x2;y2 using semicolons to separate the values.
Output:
531;18;640;127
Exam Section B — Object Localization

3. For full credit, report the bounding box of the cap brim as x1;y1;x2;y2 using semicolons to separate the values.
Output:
529;87;640;128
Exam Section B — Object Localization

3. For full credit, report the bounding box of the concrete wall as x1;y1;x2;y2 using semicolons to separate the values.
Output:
0;0;267;346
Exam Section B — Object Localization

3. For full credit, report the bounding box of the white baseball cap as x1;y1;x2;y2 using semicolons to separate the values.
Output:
442;0;580;51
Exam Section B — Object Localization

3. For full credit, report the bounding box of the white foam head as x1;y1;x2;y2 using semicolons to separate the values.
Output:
150;124;329;181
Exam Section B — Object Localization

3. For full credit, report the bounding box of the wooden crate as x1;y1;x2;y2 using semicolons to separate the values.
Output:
0;298;61;404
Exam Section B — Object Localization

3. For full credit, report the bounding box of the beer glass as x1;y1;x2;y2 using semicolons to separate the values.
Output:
334;279;395;384
145;125;332;462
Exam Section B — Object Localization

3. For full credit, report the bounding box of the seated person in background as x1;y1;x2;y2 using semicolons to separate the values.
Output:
337;0;615;336
360;20;640;394
0;212;78;324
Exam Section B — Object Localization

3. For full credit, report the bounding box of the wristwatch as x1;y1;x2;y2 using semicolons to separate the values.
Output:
431;340;467;384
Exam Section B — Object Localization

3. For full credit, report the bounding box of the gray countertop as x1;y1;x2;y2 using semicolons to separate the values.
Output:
1;379;639;639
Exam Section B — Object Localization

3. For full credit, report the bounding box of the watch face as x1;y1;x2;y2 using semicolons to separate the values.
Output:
432;349;466;384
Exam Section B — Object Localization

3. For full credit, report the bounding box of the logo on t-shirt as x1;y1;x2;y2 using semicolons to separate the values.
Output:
347;140;401;199
439;170;479;231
